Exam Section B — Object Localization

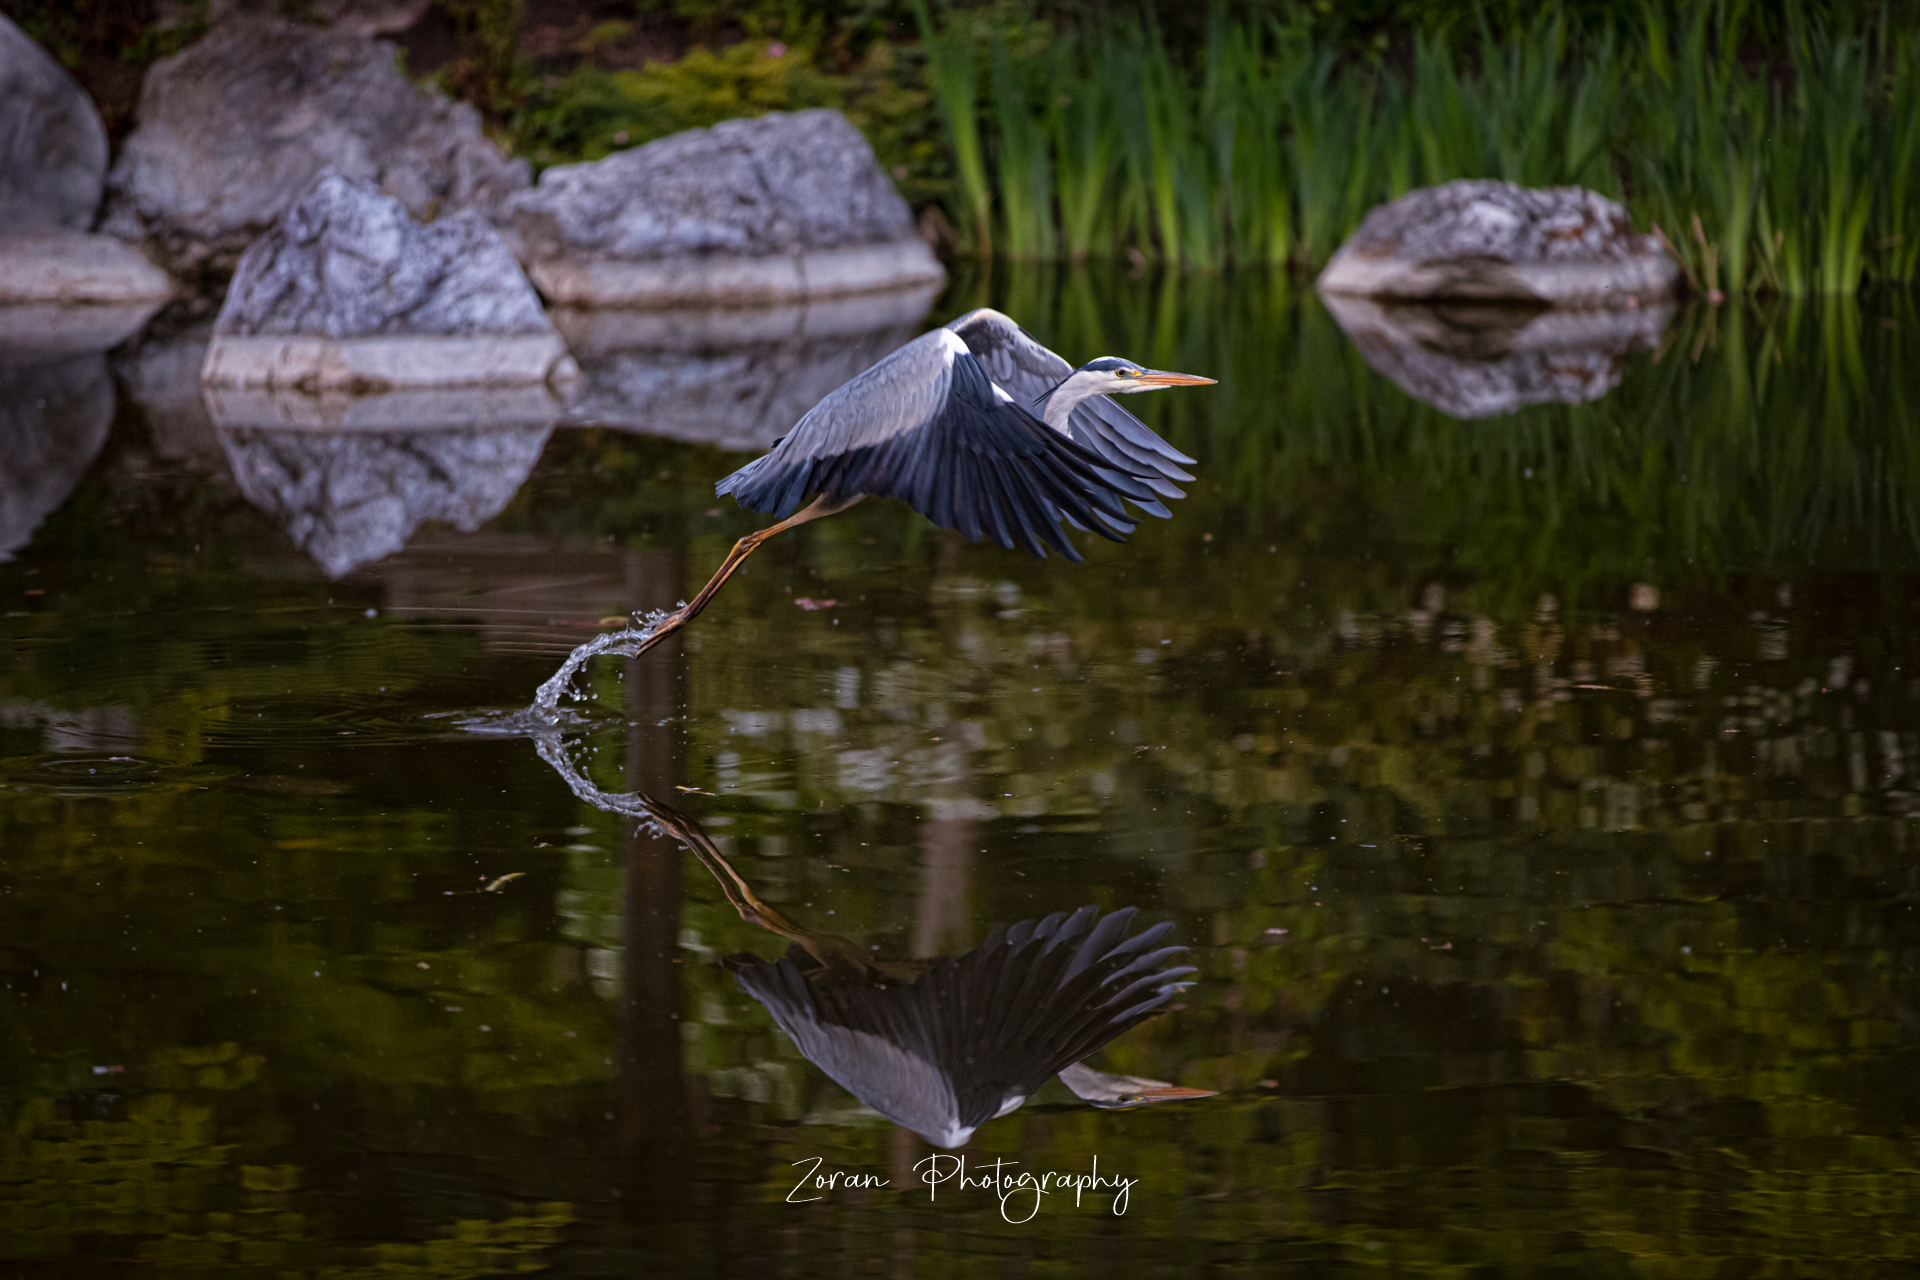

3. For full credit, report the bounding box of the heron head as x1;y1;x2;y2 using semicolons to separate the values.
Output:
1033;357;1215;431
1070;357;1217;396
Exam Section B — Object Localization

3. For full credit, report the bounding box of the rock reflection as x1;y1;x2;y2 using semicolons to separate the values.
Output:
533;738;1214;1148
553;285;938;450
115;322;223;467
0;306;129;560
1321;293;1673;419
0;301;159;362
207;386;560;577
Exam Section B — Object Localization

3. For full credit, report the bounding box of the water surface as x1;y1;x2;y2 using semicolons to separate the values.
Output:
4;274;1919;1276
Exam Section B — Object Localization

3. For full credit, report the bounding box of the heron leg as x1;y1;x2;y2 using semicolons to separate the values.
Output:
620;493;863;657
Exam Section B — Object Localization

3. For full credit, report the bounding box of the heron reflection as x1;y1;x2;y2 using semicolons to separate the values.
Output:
533;736;1216;1148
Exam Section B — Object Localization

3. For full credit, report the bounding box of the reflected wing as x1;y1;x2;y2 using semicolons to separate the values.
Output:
727;953;977;1147
717;328;1161;561
726;906;1197;1148
945;308;1197;512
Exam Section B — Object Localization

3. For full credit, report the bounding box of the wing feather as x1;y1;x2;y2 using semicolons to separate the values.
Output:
990;462;1052;556
945;309;1198;505
716;329;954;516
975;464;1018;551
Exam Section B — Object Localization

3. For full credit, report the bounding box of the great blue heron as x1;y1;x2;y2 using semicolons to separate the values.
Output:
558;769;1217;1149
620;308;1214;657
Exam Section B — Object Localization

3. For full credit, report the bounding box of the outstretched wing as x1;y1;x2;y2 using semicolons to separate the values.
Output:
716;328;1161;561
945;308;1197;513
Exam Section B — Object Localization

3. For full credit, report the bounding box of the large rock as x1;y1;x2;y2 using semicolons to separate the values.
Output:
0;19;174;306
102;20;529;278
553;286;936;451
0;228;174;307
1318;180;1678;308
0;15;107;231
1322;294;1673;419
201;173;571;391
504;110;945;308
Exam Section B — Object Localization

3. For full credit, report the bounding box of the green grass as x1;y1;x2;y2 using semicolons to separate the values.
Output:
919;1;1920;295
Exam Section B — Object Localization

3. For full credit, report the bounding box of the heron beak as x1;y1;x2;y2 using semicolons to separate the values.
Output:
1134;370;1216;387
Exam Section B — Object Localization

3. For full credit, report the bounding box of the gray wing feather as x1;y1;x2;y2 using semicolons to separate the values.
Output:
715;330;953;514
945;310;1197;508
766;328;953;461
945;308;1073;404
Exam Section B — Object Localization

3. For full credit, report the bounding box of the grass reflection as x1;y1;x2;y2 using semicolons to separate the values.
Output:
1040;271;1918;587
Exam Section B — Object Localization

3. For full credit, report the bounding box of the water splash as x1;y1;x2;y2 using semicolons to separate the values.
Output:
444;704;601;736
527;606;678;720
444;606;680;737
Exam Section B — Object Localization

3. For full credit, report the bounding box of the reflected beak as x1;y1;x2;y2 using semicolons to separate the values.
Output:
1134;370;1217;387
1128;1084;1219;1102
1088;1082;1220;1109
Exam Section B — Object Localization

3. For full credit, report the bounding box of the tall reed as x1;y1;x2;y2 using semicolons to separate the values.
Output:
913;1;992;258
918;1;1920;296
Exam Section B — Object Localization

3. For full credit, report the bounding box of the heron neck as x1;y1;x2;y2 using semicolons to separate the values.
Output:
1039;374;1104;434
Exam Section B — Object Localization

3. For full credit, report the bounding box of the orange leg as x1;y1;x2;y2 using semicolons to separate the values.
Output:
621;493;863;659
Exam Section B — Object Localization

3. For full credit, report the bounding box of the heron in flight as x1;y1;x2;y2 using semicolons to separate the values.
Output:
622;309;1214;656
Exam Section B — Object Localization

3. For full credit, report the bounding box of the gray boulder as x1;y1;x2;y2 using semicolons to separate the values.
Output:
201;173;570;390
0;228;174;307
0;19;174;306
504;110;944;307
103;20;529;278
1322;294;1673;419
0;15;107;231
1318;180;1678;308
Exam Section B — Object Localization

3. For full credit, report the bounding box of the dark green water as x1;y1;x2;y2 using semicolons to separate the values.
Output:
4;274;1920;1276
